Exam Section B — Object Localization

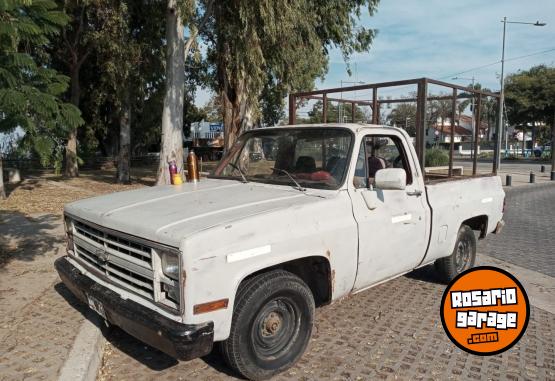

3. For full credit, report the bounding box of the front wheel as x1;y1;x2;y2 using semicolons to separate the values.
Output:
220;270;315;380
435;224;476;283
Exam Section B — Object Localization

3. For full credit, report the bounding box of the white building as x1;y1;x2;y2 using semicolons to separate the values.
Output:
188;121;224;142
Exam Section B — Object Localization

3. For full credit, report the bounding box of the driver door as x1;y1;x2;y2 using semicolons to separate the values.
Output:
349;134;429;291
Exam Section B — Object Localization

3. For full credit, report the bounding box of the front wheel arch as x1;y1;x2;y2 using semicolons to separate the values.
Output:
221;269;315;380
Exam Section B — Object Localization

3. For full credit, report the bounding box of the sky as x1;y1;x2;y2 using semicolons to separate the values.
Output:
194;0;555;114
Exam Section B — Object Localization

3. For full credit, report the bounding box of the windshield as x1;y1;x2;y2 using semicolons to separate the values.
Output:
212;128;353;190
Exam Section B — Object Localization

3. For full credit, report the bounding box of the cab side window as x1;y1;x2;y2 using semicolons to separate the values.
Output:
353;135;413;188
353;140;368;188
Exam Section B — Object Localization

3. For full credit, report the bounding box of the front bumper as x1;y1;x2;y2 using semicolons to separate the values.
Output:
55;256;214;361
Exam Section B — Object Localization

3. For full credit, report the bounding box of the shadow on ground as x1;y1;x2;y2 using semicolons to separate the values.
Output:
0;211;64;269
100;322;241;377
54;277;239;376
404;263;446;285
54;282;90;317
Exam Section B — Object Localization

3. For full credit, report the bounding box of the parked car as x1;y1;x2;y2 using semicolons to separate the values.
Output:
56;124;505;380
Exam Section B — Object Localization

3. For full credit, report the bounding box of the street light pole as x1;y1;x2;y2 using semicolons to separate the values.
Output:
496;17;546;170
496;17;507;170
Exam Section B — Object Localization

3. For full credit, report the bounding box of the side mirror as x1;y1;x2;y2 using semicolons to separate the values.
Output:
375;168;406;190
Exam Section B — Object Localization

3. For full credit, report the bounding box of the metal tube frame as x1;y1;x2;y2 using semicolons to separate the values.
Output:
288;77;500;181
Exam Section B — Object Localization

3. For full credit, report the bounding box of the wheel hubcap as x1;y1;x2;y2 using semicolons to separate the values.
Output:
252;298;299;359
262;312;282;337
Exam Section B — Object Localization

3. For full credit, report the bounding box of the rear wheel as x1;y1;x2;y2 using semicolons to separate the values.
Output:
435;224;476;283
220;270;315;380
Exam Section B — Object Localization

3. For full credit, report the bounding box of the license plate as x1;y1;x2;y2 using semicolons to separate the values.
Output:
87;294;106;319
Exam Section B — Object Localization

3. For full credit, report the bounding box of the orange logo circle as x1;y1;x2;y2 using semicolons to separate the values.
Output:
440;266;529;355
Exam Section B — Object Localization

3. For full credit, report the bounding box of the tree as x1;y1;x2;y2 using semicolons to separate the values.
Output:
306;101;367;124
458;83;497;140
200;94;222;123
156;0;196;185
505;65;555;154
387;103;417;136
53;0;98;177
203;0;380;149
0;0;83;199
86;0;165;183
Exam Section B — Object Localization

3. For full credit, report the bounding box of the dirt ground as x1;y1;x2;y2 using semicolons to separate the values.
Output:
1;167;157;269
1;167;156;217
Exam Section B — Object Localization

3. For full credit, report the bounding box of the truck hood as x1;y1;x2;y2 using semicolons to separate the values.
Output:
64;179;321;247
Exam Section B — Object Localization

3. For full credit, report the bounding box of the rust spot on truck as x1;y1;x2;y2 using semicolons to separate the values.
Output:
330;269;335;294
325;250;331;259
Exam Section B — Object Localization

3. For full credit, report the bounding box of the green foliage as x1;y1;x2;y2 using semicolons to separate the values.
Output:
505;65;555;144
387;102;417;136
457;83;497;139
0;0;83;167
203;0;380;132
48;0;205;157
200;95;221;123
307;100;368;124
425;148;449;167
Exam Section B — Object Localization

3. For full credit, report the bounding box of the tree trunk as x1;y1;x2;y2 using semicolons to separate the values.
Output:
0;157;5;200
117;92;131;184
156;0;185;185
221;77;254;151
65;67;80;177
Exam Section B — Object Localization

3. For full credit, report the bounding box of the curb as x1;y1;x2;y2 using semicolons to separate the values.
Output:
58;312;106;381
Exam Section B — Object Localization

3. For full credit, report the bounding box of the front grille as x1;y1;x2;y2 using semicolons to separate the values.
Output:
72;220;156;300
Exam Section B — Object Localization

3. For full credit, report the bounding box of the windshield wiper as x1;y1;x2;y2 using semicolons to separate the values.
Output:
271;168;306;192
228;162;248;183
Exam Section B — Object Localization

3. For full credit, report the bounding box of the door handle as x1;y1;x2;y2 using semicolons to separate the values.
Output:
406;189;423;197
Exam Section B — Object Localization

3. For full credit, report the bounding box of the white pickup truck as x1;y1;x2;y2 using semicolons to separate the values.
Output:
56;124;505;380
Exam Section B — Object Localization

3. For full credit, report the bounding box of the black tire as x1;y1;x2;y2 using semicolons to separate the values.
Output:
220;270;315;380
435;224;476;283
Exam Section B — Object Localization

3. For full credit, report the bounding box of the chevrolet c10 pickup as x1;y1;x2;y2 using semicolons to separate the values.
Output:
55;124;505;380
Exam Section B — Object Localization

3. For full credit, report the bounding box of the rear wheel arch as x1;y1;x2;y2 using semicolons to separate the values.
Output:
462;215;488;239
435;224;477;283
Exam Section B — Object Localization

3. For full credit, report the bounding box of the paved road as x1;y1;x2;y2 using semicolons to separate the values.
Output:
481;183;555;277
97;183;555;380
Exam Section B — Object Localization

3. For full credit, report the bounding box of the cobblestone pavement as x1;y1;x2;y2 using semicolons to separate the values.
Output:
0;282;88;381
0;212;90;381
481;183;555;277
98;264;555;381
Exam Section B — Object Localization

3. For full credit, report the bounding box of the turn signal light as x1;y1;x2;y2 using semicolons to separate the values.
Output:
193;299;229;315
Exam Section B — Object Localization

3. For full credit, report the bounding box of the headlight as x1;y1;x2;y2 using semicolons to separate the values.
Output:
161;251;179;280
